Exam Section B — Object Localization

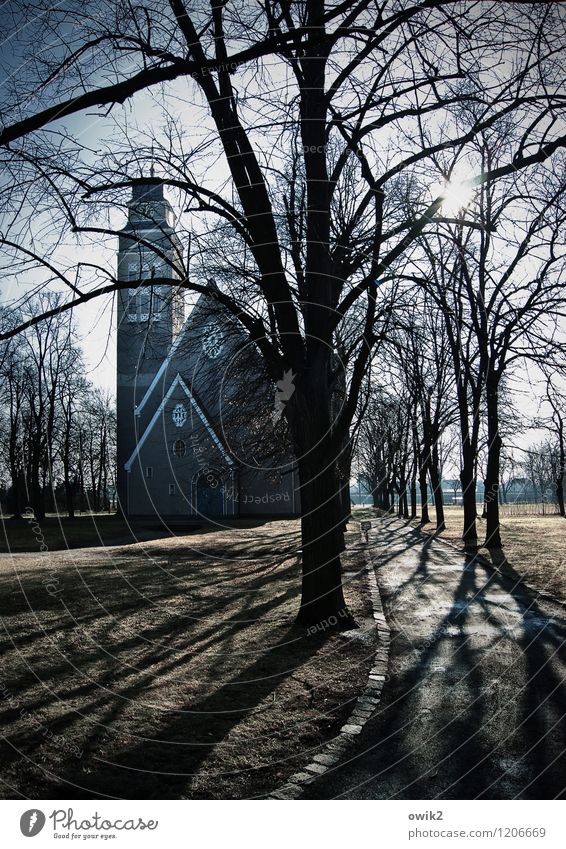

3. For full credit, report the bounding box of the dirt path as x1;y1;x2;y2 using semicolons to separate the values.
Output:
304;516;566;799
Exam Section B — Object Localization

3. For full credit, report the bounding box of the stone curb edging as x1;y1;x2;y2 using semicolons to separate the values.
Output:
267;526;390;799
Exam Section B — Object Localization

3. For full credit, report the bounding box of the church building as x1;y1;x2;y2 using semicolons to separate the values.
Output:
116;182;300;519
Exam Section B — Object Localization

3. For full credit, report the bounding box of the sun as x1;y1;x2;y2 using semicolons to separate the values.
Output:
440;179;475;216
430;173;475;217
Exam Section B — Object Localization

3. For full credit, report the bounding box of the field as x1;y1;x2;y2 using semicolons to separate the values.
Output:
0;513;205;553
352;505;566;601
411;506;566;602
0;518;376;799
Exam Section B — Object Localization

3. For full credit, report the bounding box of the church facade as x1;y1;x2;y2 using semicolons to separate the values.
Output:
116;182;300;520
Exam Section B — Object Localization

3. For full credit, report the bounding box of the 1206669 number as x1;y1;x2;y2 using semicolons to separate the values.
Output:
502;827;546;838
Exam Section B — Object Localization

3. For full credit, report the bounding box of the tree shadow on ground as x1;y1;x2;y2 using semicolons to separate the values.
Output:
49;619;324;799
304;525;566;800
0;546;357;800
473;548;566;798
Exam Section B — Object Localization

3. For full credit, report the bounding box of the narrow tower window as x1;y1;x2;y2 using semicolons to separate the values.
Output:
173;439;186;458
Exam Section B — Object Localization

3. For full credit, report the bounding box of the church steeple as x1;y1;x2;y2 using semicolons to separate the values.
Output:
118;180;184;334
125;181;176;234
115;178;185;514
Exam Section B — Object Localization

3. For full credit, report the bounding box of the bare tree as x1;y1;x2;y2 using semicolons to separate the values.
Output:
542;375;566;516
0;299;105;520
357;388;405;513
0;318;27;519
57;368;89;519
78;389;117;513
2;2;566;622
388;298;455;530
520;441;558;507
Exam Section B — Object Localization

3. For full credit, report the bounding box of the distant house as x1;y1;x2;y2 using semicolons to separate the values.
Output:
502;477;543;504
350;477;373;505
350;474;556;510
442;479;462;504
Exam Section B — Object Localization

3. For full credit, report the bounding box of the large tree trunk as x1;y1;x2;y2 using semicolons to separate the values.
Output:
419;474;430;523
62;426;75;518
382;480;391;511
410;474;417;519
410;425;419;520
556;475;565;518
64;470;75;519
337;443;352;531
460;455;478;546
30;466;45;521
397;465;409;519
8;420;23;518
429;443;445;531
556;417;565;518
374;473;390;511
388;483;396;511
414;417;430;524
297;454;350;626
290;378;352;628
8;464;23;520
484;377;503;548
457;383;480;546
418;458;430;525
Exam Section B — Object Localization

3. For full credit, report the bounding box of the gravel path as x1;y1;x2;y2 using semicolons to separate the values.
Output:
304;516;566;799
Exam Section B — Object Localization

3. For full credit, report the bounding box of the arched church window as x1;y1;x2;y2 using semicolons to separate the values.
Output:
173;439;186;458
172;403;187;428
150;285;163;321
139;288;151;321
126;260;155;322
126;263;139;321
127;288;138;322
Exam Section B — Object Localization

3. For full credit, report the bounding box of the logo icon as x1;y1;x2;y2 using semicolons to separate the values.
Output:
273;369;296;423
20;810;46;837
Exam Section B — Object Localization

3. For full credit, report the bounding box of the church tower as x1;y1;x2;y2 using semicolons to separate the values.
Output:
116;180;184;513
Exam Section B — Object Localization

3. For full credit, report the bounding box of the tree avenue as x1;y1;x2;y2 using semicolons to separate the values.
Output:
1;1;566;624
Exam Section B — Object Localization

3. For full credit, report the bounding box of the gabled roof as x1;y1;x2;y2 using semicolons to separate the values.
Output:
124;372;234;471
134;293;241;417
134;316;192;417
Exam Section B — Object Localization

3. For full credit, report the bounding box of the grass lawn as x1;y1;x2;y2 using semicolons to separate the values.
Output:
0;513;213;553
409;505;566;603
0;519;376;799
